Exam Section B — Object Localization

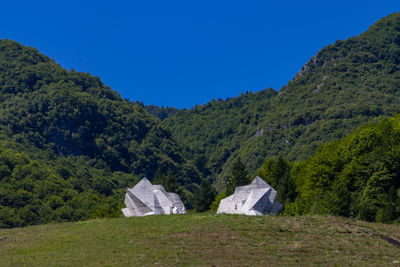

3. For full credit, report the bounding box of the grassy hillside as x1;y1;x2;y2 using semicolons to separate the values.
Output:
158;13;400;188
1;214;399;266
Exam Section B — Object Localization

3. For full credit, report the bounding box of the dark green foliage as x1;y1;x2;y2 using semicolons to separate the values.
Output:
153;168;179;193
3;12;400;226
284;116;400;223
257;156;297;204
0;146;130;228
164;171;179;193
145;105;179;120
209;192;226;211
0;39;201;185
226;158;249;195
193;179;216;212
152;167;165;185
160;13;400;190
0;39;201;228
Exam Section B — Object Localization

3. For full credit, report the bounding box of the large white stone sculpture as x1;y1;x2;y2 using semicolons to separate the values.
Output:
122;178;186;217
217;176;283;216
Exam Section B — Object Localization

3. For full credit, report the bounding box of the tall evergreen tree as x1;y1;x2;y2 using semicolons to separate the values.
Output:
153;168;179;193
257;156;297;204
152;167;164;185
226;157;249;195
164;170;179;193
194;179;216;212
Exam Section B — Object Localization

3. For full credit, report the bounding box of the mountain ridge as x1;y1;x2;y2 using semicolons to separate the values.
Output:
0;39;201;227
157;12;400;188
1;12;400;227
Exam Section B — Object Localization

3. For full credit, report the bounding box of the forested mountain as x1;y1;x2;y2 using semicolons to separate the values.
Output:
294;116;400;223
2;12;400;228
158;13;400;188
0;39;201;227
257;116;400;223
146;105;179;120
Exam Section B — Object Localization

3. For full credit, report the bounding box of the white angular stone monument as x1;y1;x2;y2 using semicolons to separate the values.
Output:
217;176;283;216
122;178;186;217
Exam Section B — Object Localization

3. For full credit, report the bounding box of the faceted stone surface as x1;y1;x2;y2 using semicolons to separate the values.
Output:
122;178;186;217
217;176;283;216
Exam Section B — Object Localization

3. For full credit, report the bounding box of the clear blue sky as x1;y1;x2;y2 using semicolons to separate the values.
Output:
1;1;399;108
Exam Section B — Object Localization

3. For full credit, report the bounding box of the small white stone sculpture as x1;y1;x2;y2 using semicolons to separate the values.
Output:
217;176;283;216
122;178;186;217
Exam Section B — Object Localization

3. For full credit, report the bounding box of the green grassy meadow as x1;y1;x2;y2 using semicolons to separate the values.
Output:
0;214;399;266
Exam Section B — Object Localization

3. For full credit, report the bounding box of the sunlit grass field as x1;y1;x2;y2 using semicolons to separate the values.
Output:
1;214;399;266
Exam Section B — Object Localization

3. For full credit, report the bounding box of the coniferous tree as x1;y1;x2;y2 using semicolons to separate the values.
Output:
257;156;297;204
226;157;249;195
164;170;179;193
152;167;165;184
152;167;164;185
194;179;216;212
153;168;179;193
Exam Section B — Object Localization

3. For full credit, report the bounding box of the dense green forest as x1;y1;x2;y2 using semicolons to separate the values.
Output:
2;13;400;228
0;146;134;228
0;39;202;227
258;116;400;223
153;13;400;189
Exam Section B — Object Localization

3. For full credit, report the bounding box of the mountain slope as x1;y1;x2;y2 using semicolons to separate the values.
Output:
256;115;400;223
0;39;201;183
0;39;201;227
160;12;400;188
